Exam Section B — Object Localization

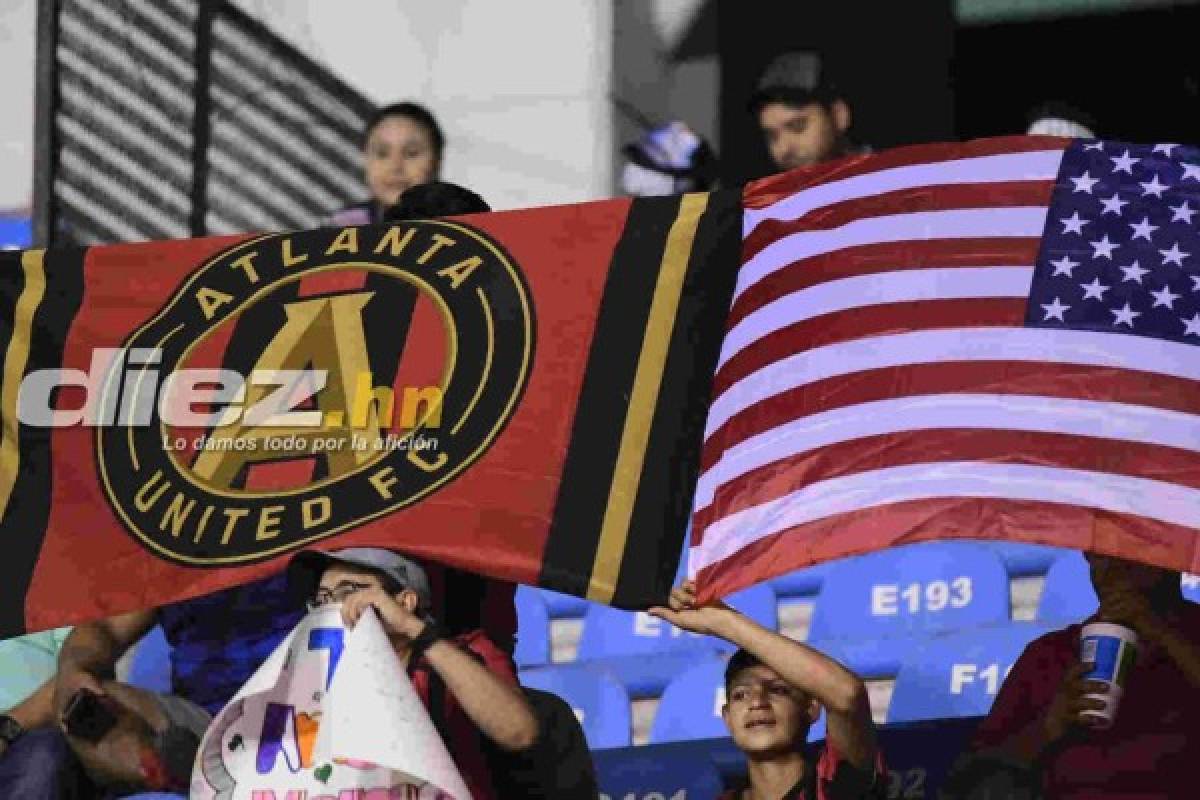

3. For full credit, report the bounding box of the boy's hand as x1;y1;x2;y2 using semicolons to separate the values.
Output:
648;580;735;636
339;588;425;641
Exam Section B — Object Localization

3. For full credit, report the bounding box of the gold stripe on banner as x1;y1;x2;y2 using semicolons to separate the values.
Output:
587;193;710;603
0;250;48;519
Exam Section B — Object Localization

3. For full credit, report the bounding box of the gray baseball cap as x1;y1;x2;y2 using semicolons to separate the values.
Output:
288;547;433;611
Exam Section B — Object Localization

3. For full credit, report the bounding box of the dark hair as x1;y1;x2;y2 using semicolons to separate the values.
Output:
383;181;491;222
748;86;841;117
724;647;763;692
363;101;446;162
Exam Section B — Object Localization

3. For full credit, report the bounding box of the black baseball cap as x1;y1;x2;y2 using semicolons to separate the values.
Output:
749;51;839;114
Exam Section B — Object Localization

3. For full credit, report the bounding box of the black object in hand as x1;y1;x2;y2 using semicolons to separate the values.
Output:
63;689;117;742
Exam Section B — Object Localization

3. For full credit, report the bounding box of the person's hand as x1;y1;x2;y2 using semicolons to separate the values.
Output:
53;665;105;730
339;587;425;641
647;580;736;636
1040;663;1108;746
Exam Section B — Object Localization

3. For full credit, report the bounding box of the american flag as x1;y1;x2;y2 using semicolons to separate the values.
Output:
690;136;1200;600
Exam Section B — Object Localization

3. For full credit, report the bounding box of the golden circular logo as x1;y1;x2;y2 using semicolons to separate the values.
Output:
97;221;534;565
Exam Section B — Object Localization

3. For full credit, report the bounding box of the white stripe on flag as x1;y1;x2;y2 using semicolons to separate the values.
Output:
707;328;1200;437
743;149;1065;235
736;207;1050;301
717;266;1034;369
691;462;1200;573
694;393;1200;509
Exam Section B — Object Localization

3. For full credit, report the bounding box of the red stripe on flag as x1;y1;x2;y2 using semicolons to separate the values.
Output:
726;238;1041;330
713;298;1027;399
693;429;1200;533
742;181;1054;262
742;136;1069;210
692;497;1200;603
702;361;1200;472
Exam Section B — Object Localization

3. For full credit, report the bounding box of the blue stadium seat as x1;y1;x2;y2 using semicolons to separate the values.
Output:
808;542;1010;642
1038;551;1098;623
980;542;1070;577
125;625;172;694
769;562;832;598
520;664;631;749
888;623;1051;723
535;587;591;619
594;746;724;800
1183;573;1200;604
650;657;826;745
574;583;778;695
514;586;550;668
578;583;778;660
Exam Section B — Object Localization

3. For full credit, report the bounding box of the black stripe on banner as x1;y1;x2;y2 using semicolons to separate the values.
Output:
0;247;87;637
610;189;742;608
538;195;685;597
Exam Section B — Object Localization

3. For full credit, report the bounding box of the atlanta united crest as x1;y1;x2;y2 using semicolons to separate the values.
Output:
97;221;535;565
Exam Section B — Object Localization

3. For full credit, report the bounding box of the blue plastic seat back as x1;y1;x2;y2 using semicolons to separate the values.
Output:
888;624;1051;723
1183;573;1200;604
125;625;173;694
594;747;724;800
514;586;551;668
536;588;591;619
520;665;631;749
577;583;778;661
809;542;1010;641
1037;551;1098;623
979;542;1070;577
650;657;826;744
769;562;833;598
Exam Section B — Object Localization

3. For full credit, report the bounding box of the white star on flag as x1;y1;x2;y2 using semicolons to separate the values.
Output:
1099;194;1128;215
1151;285;1181;309
1060;212;1089;235
1170;201;1196;224
1119;261;1149;283
1129;217;1158;242
1192;275;1200;292
1152;143;1179;156
1139;175;1168;197
1080;277;1110;300
1110;150;1138;173
1089;235;1118;260
1110;303;1140;327
1041;297;1071;321
1071;171;1099;194
1182;163;1200;182
1050;255;1079;277
1160;243;1190;267
1184;313;1200;336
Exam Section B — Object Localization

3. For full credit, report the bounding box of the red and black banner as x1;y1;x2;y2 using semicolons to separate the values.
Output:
0;192;739;637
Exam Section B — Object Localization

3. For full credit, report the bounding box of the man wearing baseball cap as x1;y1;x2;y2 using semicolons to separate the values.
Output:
750;51;861;173
288;548;539;800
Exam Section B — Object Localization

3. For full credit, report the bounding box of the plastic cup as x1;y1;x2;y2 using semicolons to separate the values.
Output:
1079;622;1138;730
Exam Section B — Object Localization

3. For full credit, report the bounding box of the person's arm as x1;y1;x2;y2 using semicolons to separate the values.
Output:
0;678;56;758
969;633;1105;770
54;610;156;724
341;588;539;752
650;581;877;771
419;636;539;752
